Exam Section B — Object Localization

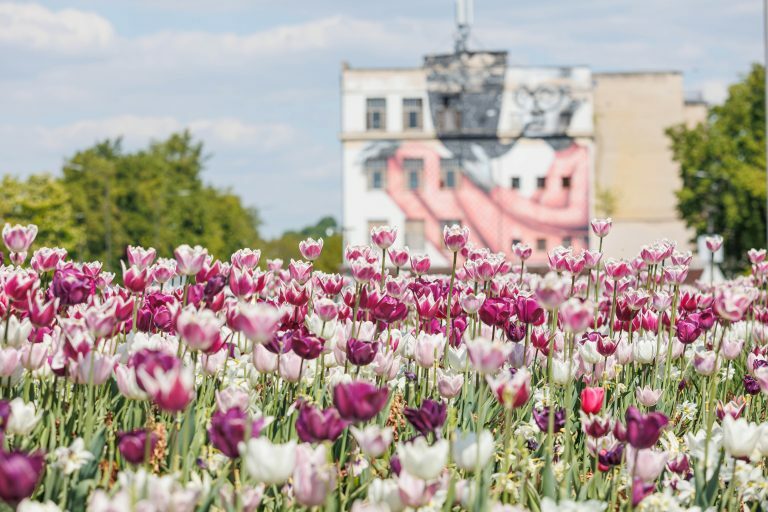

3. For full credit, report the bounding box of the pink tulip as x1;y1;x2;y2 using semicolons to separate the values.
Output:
299;238;324;261
151;258;177;284
278;351;303;383
27;293;58;327
437;369;463;398
121;262;149;294
635;386;662;407
126;245;156;270
2;223;37;254
590;218;612;238
467;338;510;374
252;344;278;373
410;254;431;275
231;248;262;270
443;224;469;252
397;471;439;508
488;368;531;409
414;333;445;368
705;234;723;252
0;347;21;377
174;244;208;276
626;447;668;482
289;259;313;285
293;444;336;507
30;247;67;273
138;364;194;412
371;226;397;249
388;247;410;267
177;307;222;352
231;303;281;343
512;242;533;261
73;352;115;385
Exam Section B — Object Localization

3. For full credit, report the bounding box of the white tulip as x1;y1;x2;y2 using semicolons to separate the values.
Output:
7;397;42;435
452;430;495;471
396;437;448;480
632;335;658;364
367;478;404;512
239;438;297;484
722;415;761;458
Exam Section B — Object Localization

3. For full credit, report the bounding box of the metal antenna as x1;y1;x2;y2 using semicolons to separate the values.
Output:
455;0;473;53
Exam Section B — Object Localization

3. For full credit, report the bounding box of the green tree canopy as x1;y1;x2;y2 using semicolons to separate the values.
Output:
262;217;342;273
62;131;261;270
667;63;766;274
0;174;84;252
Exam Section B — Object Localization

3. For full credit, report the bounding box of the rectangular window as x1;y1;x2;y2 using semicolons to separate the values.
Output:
561;176;571;189
366;98;387;131
404;158;423;190
511;177;521;189
440;159;460;189
562;236;572;247
365;159;386;190
536;238;547;251
402;98;423;130
536;177;546;189
437;95;461;133
405;219;425;250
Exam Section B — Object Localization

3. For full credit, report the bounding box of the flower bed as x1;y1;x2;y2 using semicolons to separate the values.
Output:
0;221;767;511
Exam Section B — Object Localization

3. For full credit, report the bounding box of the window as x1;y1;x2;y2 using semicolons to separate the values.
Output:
437;95;461;133
562;236;572;247
536;177;546;189
561;176;571;189
366;98;387;130
365;159;386;190
440;159;460;189
536;238;547;251
511;177;521;189
403;98;423;130
405;219;425;250
404;158;423;190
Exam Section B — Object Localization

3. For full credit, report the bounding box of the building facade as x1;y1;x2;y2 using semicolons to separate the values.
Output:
341;51;705;267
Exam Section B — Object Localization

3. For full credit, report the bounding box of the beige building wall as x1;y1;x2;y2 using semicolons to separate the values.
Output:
593;72;694;258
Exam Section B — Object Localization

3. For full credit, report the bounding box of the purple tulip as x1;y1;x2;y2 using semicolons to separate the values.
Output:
118;429;159;465
295;402;347;443
372;296;408;324
478;297;514;327
625;406;668;449
505;322;526;342
632;478;655;506
516;295;544;325
346;338;379;366
598;443;624;471
743;375;760;395
533;407;566;433
403;399;447;436
51;266;93;306
291;330;325;360
129;348;181;391
675;317;702;344
389;455;401;476
0;400;9;432
0;449;45;504
333;381;389;423
208;408;266;458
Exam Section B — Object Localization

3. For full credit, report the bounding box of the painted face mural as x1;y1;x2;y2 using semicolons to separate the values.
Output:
346;52;592;267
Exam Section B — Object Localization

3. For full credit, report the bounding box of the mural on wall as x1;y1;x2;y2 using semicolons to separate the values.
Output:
352;53;592;265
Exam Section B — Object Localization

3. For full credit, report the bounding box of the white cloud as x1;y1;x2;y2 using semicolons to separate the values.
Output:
0;115;296;153
0;2;114;53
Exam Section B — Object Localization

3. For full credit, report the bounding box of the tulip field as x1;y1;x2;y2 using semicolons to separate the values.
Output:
1;220;768;512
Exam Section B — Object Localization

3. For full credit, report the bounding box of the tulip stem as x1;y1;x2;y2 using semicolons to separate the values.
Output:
443;251;458;364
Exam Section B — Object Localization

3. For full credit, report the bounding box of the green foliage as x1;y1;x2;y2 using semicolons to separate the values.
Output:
262;217;343;273
61;132;260;270
0;173;85;251
667;63;767;274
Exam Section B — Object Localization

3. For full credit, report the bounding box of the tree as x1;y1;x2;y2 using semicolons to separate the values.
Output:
62;132;261;270
0;174;85;252
667;63;766;274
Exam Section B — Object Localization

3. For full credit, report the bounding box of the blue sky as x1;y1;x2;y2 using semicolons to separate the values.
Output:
0;0;762;236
